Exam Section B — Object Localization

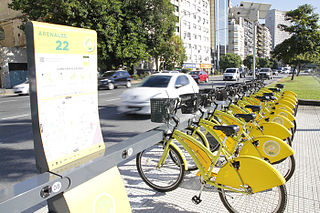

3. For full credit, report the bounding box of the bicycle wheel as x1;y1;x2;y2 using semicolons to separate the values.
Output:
183;127;208;171
218;184;287;213
136;142;185;192
272;155;295;182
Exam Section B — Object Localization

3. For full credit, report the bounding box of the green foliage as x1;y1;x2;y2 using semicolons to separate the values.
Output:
8;0;175;72
258;58;271;68
159;34;186;70
219;53;242;71
272;4;320;78
243;55;259;70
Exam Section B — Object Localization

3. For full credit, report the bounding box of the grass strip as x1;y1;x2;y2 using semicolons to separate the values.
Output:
269;75;320;100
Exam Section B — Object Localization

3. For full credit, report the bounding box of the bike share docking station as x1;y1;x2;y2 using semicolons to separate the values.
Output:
0;21;195;213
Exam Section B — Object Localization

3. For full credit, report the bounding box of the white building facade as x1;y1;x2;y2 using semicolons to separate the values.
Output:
265;9;291;49
172;0;212;71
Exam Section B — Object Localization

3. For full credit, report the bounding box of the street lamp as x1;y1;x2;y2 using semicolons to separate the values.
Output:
230;1;271;79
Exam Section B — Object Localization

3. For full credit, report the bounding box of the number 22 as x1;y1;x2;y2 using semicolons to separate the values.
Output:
56;40;69;51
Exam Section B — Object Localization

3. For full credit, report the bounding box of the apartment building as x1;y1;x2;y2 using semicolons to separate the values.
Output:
228;17;244;59
265;9;291;49
172;0;212;71
0;0;27;88
257;24;272;58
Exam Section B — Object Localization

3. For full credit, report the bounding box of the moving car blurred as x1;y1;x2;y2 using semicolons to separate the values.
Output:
223;68;240;81
13;80;29;95
189;70;209;83
98;70;131;90
118;73;199;114
258;68;273;80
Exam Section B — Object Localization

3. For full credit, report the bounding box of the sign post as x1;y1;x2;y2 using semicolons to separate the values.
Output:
26;21;131;212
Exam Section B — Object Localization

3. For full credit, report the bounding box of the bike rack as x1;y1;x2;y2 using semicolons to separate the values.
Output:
0;114;195;213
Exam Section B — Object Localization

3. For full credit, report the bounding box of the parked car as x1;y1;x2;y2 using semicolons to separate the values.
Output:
189;70;209;83
272;69;279;76
98;70;131;90
13;80;29;95
258;68;273;80
118;73;199;114
223;68;240;81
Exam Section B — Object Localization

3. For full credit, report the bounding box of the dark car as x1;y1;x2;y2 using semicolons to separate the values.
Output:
98;70;132;90
189;70;209;83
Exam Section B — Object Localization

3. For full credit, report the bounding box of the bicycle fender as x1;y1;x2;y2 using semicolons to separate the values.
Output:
278;99;295;111
169;143;188;171
272;108;295;122
272;104;294;115
263;114;294;129
283;90;297;97
216;155;286;193
254;135;295;163
281;96;297;106
249;122;291;140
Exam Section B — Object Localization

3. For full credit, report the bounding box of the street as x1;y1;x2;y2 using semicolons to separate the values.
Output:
0;74;282;192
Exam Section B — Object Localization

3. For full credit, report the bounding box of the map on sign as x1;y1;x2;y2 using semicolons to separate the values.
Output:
26;21;105;171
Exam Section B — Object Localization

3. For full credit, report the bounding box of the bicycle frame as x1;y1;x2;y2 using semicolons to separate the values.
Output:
157;127;286;194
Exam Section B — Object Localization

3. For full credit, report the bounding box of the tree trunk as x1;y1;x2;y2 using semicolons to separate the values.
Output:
291;65;296;80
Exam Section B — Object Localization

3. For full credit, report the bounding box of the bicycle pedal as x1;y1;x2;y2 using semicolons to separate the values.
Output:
192;195;202;204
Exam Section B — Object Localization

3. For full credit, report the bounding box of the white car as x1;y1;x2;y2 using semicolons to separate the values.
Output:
223;68;240;81
118;73;199;114
13;80;29;95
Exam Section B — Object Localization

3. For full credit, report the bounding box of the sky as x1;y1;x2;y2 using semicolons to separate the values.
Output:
230;0;320;17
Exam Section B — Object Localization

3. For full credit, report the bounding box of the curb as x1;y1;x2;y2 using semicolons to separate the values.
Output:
298;99;320;106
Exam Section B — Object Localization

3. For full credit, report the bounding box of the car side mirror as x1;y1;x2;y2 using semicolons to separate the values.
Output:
175;84;183;88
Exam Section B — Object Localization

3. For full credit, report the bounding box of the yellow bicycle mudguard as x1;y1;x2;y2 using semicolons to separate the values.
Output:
262;114;294;129
283;90;297;97
272;104;294;115
249;122;291;140
216;155;286;193
272;108;295;122
277;99;295;111
280;96;297;107
253;135;295;163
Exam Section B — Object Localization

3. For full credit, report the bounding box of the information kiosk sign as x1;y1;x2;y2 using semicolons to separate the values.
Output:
26;21;105;172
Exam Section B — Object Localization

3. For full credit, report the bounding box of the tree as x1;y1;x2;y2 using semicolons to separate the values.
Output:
158;34;186;70
219;53;242;71
272;4;320;80
258;57;271;68
8;0;176;72
243;55;259;70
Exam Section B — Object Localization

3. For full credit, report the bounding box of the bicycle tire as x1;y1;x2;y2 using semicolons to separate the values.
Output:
272;155;295;182
136;142;185;192
218;184;287;213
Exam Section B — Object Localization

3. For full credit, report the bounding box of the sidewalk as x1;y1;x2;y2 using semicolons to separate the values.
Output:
119;105;320;212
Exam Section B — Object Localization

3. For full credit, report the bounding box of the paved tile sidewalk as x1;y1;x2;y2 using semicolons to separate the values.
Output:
119;105;320;212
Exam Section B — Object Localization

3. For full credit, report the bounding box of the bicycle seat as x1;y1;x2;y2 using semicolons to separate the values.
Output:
234;113;257;122
268;88;280;92
263;92;274;96
213;125;240;137
255;95;269;102
245;105;261;113
276;84;284;89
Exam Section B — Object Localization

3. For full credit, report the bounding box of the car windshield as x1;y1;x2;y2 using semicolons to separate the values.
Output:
140;75;172;87
225;69;236;73
189;71;199;75
101;71;116;78
260;69;270;72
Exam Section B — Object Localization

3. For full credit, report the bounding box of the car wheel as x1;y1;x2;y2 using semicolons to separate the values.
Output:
126;81;132;88
205;78;209;83
197;79;200;84
108;83;115;90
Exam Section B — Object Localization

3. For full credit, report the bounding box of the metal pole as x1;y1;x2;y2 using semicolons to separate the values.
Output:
253;21;256;79
217;0;220;73
224;0;227;55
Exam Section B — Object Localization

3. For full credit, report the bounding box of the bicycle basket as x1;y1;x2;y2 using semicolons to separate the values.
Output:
179;93;200;114
150;98;177;123
199;89;214;107
215;88;228;101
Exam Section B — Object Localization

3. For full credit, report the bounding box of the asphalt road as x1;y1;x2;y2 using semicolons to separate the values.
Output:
0;74;282;191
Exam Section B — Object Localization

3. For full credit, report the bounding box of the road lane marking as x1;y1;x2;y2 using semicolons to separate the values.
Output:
104;98;120;102
0;114;30;120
